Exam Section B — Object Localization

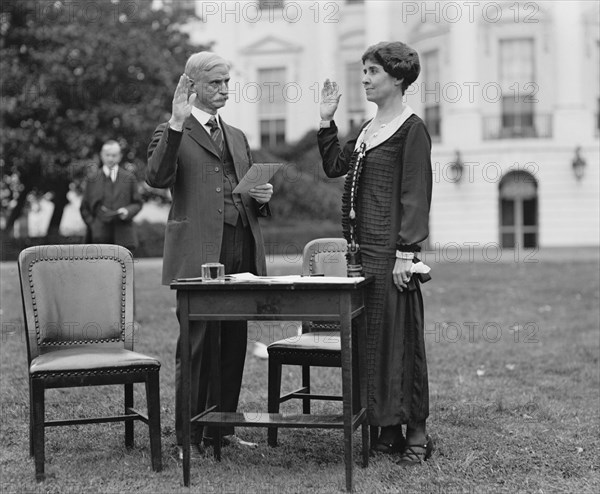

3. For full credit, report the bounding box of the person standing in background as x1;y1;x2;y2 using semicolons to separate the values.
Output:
80;140;142;253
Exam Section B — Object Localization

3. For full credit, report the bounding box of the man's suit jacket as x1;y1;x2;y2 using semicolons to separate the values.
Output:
80;166;142;248
146;116;269;285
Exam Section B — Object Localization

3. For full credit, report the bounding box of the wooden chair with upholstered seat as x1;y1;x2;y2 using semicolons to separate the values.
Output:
267;238;363;446
18;244;162;481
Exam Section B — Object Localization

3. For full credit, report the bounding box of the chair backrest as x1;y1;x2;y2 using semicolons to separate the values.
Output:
18;244;136;362
302;238;348;277
301;238;347;334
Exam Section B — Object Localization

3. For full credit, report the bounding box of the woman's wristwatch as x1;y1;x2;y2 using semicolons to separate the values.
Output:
396;251;415;260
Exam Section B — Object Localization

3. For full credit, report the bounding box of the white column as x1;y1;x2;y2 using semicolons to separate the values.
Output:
315;9;339;129
553;1;590;142
365;0;394;46
363;0;398;120
316;9;338;84
442;14;480;146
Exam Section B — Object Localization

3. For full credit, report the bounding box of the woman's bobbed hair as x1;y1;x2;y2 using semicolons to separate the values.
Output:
362;41;420;93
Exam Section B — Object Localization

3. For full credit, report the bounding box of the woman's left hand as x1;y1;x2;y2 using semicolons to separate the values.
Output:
393;258;412;292
249;183;273;204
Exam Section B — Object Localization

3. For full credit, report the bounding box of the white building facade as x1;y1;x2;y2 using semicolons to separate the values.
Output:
181;0;600;249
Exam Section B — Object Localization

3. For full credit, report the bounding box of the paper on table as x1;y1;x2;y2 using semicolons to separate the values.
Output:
175;273;366;284
225;273;295;283
226;273;365;284
232;163;284;194
292;276;365;283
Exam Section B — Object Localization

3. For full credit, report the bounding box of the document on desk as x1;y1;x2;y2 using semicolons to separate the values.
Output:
232;163;284;193
227;273;365;284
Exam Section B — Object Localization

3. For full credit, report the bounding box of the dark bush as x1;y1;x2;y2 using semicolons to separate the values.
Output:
135;221;166;258
1;234;85;261
252;128;357;224
260;219;342;258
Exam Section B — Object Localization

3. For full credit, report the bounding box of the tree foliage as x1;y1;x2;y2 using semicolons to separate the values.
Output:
0;0;202;234
254;130;345;224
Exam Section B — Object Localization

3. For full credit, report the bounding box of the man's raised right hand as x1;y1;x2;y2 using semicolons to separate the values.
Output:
169;73;196;131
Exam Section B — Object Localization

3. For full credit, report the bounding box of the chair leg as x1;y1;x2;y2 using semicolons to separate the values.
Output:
370;425;379;449
267;356;282;447
145;371;162;472
301;365;311;414
124;382;134;448
29;379;34;457
361;422;369;467
31;379;45;482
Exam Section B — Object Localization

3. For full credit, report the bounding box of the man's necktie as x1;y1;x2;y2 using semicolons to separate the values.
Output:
207;116;224;157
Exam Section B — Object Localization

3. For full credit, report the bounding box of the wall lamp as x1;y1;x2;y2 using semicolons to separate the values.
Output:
450;150;464;183
572;146;586;181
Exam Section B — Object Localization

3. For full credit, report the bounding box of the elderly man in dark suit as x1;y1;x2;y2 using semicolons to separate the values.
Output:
80;140;142;252
146;52;273;457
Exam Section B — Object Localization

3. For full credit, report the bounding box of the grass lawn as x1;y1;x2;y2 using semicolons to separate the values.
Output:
1;252;599;493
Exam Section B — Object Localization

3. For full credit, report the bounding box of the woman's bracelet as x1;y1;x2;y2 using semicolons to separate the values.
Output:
395;251;415;260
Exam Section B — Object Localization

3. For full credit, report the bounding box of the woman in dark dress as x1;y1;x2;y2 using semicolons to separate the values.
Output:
317;41;433;464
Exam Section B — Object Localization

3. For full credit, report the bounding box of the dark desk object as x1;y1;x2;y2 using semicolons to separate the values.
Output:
171;276;372;492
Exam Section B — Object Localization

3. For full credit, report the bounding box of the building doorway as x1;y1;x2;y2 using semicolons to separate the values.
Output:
499;171;538;248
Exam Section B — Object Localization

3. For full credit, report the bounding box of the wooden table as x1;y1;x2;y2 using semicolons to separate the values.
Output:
170;276;372;492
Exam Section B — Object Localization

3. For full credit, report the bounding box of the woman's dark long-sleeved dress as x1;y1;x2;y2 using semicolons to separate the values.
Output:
318;114;432;427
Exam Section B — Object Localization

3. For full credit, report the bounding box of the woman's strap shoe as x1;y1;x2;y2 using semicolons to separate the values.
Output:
397;435;433;465
371;425;405;454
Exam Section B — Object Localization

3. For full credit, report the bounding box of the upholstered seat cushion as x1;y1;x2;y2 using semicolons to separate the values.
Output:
267;331;341;352
30;347;160;375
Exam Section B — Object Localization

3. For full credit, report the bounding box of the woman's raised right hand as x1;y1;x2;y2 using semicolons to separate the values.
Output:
320;79;342;120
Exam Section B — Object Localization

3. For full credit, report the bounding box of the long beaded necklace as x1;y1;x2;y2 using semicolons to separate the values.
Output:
349;141;366;222
346;141;367;277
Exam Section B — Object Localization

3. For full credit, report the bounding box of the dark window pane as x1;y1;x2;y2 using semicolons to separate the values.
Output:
260;119;286;148
523;198;537;226
425;106;440;137
502;233;515;248
523;233;537;248
501;199;515;226
260;120;270;148
275;119;285;146
501;96;535;136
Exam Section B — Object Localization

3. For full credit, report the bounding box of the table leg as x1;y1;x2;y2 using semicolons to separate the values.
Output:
180;294;191;487
212;324;222;461
354;309;369;468
340;296;354;492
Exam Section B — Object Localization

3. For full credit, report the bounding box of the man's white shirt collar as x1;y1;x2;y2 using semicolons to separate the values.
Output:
191;107;220;132
103;165;118;182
